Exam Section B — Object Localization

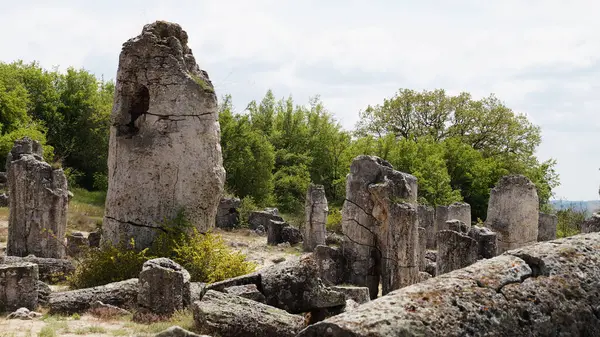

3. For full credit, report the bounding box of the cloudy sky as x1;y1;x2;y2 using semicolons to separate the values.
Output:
1;0;598;201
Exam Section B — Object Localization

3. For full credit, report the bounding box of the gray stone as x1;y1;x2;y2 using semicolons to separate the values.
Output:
88;230;101;248
582;213;600;233
49;278;138;314
325;232;343;246
223;284;265;303
342;155;418;299
138;258;191;315
215;197;241;230
330;286;370;304
0;263;38;312
281;226;302;245
155;326;211;337
206;272;261;292
248;211;284;230
266;220;287;245
0;172;6;185
102;21;225;250
445;219;471;234
37;281;51;307
314;245;347;285
6;137;68;259
193;290;305;337
436;202;471;233
260;256;346;313
254;225;266;236
485;175;539;253
0;193;7;207
425;259;436;277
418;271;432;282
297;232;600;337
271;257;286;264
66;232;88;257
468;225;498;259
303;184;328;252
2;255;75;283
537;212;557;241
417;226;426;272
7;307;41;320
184;282;207;307
425;250;436;262
418;205;435;249
436;229;478;276
89;301;131;316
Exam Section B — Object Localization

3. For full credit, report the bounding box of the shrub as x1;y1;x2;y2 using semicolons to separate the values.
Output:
238;196;258;227
326;207;343;234
556;207;584;238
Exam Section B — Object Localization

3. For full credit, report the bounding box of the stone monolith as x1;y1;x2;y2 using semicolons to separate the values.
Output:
418;205;435;249
102;21;225;250
303;184;328;252
6;137;68;258
537;212;557;241
485;175;539;253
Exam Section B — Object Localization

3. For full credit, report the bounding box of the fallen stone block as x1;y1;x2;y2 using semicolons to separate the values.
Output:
193;290;305;337
248;211;284;230
2;255;75;283
49;278;138;314
0;263;38;312
205;272;261;292
37;281;51;307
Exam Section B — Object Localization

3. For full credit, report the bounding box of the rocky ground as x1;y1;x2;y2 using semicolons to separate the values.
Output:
0;206;305;337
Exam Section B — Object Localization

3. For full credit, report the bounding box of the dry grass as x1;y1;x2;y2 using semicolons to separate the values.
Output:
0;207;8;219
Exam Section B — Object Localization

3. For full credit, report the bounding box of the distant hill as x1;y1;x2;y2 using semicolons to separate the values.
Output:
550;200;600;217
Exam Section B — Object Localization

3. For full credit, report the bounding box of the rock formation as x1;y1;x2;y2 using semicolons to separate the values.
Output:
435;202;471;232
303;184;328;251
341;155;418;298
215;197;241;229
0;263;39;312
6;137;68;258
49;278;138;314
138;258;190;315
581;213;600;233
417;205;435;249
102;21;225;250
537;212;557;241
485;175;539;253
436;229;478;275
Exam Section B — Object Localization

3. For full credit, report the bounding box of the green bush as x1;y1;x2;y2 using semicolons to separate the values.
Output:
67;211;257;289
326;207;343;234
556;207;584;238
238;196;258;227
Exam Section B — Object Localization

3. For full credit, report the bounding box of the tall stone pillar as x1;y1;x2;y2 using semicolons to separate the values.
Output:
303;184;328;252
103;21;226;250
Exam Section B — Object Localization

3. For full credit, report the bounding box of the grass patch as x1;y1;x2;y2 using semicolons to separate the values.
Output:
0;207;8;219
110;329;130;336
74;326;107;335
126;310;196;336
67;188;105;232
38;326;58;337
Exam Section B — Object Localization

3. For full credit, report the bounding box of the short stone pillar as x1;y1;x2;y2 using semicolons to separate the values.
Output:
436;202;471;232
469;226;498;259
436;230;478;276
303;184;328;252
418;205;435;249
66;232;88;257
538;212;557;241
0;263;39;312
485;175;539;253
138;258;190;315
314;245;347;285
6;137;68;259
267;220;287;245
88;231;101;248
215;197;241;230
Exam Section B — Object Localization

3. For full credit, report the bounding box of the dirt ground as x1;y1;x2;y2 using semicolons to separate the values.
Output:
0;208;307;336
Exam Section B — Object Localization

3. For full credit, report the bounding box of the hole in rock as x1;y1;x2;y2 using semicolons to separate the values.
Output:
121;84;149;137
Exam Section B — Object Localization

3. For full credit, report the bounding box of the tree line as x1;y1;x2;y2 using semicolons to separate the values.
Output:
0;60;559;221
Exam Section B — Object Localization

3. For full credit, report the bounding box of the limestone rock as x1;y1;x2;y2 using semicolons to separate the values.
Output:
436;202;471;233
303;184;328;251
417;226;426;272
7;307;42;320
260;256;346;313
0;263;38;312
425;259;436;277
215;197;240;230
297;232;600;337
6;137;68;259
325;232;343;246
468;225;498;259
155;326;211;337
581;213;600;234
66;232;88;257
281;226;302;245
193;290;306;337
49;278;138;314
248;211;284;230
223;284;266;303
341;155;417;299
37;281;51;307
103;21;225;250
2;255;75;283
330;286;370;304
537;212;557;241
417;205;435;249
89;301;131;316
485;175;539;253
436;229;478;276
254;225;266;236
206;272;261;292
138;258;191;315
314;245;347;285
418;271;432;282
184;282;207;307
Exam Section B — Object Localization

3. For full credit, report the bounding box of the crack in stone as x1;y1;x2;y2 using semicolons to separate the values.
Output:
105;216;167;233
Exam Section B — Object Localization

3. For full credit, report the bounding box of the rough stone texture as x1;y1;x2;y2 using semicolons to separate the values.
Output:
485;175;539;253
0;194;7;207
297;232;600;337
537;212;557;242
193;290;306;337
281;226;302;245
184;282;207;307
267;220;287;245
215;197;240;230
102;21;225;250
341;155;417;299
418;271;432;282
418;227;426;272
155;326;211;337
6;137;68;259
445;219;471;234
248;211;284;230
2;255;75;283
0;171;6;185
325;232;343;246
87;230;101;248
223;284;266;303
138;258;191;315
260;256;346;314
425;259;436;277
581;213;600;233
425;250;436;262
254;225;266;236
89;301;131;316
66;232;88;257
436;229;479;275
37;281;51;307
435;202;471;234
468;225;498;259
7;307;42;320
330;286;370;304
49;278;138;314
418;205;435;249
0;263;38;312
303;184;328;252
206;272;261;292
314;245;347;285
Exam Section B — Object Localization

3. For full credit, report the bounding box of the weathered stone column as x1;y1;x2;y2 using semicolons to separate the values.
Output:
138;258;190;315
0;262;39;312
303;184;328;252
341;155;417;299
418;205;435;249
103;21;225;250
417;227;427;272
485;175;539;253
537;212;557;241
435;202;471;233
436;228;479;276
6;137;68;258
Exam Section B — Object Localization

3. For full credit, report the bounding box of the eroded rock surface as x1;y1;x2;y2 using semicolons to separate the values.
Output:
537;212;557;242
0;263;38;312
138;258;190;315
303;184;328;251
49;278;138;314
2;255;74;283
103;21;225;250
418;205;435;249
581;213;600;234
215;197;240;230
